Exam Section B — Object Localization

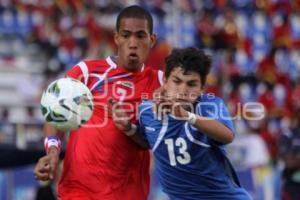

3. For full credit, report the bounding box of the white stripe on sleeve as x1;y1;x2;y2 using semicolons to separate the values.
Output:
158;70;164;86
77;61;89;85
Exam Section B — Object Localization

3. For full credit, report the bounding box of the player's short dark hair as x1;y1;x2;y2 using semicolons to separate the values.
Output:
116;5;153;34
165;47;212;87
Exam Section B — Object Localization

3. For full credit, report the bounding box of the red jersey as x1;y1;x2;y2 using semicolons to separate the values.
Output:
59;57;163;200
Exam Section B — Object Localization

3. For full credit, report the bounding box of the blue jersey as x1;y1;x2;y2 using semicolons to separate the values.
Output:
139;94;252;200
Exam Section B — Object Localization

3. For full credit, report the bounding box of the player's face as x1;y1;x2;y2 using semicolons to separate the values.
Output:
114;18;156;71
164;67;203;104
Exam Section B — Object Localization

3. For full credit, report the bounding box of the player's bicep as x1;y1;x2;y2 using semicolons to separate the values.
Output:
126;123;149;149
136;123;150;148
218;100;235;133
196;98;235;133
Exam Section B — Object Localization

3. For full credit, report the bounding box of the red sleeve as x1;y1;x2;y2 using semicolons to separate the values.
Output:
65;65;84;83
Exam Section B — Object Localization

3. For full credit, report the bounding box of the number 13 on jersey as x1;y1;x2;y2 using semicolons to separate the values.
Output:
164;137;191;166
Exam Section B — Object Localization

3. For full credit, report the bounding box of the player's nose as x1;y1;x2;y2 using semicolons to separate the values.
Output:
129;36;138;49
178;84;188;96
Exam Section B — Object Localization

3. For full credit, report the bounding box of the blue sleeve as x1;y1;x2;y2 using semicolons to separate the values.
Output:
196;97;235;134
138;101;153;138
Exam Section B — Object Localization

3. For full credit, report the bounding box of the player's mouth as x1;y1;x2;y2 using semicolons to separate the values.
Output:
128;53;139;60
175;98;190;103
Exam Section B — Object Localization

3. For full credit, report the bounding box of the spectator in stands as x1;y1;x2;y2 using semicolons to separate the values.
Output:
279;108;300;200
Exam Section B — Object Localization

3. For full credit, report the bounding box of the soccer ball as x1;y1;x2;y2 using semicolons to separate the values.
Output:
40;77;93;131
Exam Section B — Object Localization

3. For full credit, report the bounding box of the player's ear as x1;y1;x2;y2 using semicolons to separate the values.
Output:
150;33;157;48
114;31;119;46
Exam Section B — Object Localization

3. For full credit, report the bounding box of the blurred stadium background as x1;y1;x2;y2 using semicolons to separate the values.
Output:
0;0;300;199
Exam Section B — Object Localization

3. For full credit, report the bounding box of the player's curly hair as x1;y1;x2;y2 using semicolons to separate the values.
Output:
165;47;212;87
116;5;153;34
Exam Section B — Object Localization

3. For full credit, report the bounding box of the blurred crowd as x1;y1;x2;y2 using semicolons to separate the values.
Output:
0;0;300;200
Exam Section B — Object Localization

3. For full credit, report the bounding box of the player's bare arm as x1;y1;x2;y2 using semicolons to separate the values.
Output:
176;106;234;144
108;98;150;149
154;88;234;144
34;123;64;181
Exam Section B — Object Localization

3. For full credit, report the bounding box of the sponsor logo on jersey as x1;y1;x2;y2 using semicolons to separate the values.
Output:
145;126;156;132
116;81;134;89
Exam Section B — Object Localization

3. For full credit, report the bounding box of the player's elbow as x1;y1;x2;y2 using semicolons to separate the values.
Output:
223;131;234;144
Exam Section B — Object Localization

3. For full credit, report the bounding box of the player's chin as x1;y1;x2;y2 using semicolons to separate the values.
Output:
127;59;142;69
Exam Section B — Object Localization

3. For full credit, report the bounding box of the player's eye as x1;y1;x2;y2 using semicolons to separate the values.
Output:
137;33;146;39
187;82;198;87
173;79;181;84
122;34;129;38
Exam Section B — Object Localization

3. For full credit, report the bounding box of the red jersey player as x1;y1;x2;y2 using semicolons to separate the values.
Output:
34;5;162;200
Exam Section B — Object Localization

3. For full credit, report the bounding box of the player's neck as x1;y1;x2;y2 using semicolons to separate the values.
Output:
112;56;144;72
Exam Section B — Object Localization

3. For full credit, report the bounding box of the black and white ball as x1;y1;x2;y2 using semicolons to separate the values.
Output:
41;77;93;131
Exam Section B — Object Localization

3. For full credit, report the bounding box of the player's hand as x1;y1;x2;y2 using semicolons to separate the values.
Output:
153;86;190;120
34;147;59;181
108;98;131;132
153;86;172;119
171;102;189;120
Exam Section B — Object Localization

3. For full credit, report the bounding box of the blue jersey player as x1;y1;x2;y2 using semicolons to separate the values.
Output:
110;47;252;200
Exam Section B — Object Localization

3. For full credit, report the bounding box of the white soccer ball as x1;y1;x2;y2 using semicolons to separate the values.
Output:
40;77;93;131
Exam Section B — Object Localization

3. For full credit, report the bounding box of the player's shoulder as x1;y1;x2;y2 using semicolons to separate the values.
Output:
71;57;115;72
138;100;155;125
196;93;225;104
84;58;113;71
139;100;153;115
145;66;163;75
66;57;117;84
143;67;164;86
84;59;107;66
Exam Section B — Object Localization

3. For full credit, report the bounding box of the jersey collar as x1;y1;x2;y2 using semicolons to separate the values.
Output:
106;56;145;72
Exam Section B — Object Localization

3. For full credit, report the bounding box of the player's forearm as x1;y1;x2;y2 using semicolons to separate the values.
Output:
47;146;60;156
123;123;150;149
191;115;234;144
44;123;64;139
129;134;150;149
43;123;64;155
